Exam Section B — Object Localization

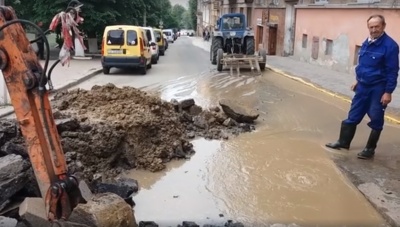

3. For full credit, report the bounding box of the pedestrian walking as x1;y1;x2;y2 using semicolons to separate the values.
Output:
325;14;399;159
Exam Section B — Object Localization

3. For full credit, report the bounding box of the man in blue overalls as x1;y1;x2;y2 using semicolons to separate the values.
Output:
326;15;399;159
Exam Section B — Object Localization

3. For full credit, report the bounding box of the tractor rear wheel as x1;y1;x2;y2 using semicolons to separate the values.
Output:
258;48;267;71
245;37;255;55
211;38;223;65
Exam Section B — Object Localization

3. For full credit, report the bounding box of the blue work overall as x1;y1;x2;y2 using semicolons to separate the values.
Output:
343;32;399;131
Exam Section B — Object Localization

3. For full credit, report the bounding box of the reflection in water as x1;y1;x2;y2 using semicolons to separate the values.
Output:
127;139;228;226
125;71;388;226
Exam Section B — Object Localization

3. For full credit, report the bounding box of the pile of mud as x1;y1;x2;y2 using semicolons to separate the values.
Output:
47;83;257;181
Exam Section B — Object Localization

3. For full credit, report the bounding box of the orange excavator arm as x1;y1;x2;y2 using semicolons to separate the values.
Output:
0;5;83;223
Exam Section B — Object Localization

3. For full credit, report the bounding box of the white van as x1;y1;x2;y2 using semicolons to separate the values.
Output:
163;29;174;43
142;27;159;64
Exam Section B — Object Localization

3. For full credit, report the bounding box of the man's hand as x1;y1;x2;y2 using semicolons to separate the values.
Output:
351;81;358;92
381;92;392;106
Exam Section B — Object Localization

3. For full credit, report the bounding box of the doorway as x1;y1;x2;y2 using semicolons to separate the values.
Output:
268;26;277;55
256;26;263;51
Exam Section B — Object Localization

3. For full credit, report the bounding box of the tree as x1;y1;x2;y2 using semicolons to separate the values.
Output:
7;0;35;20
7;0;180;38
188;0;197;31
182;10;192;29
171;4;186;28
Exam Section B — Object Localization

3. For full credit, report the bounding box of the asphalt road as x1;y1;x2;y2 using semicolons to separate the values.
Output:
72;36;213;90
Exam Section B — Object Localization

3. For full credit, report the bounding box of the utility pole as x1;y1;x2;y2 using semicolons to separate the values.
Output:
143;11;147;26
0;0;5;6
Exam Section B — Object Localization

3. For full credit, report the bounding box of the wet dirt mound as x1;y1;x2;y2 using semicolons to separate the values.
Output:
49;83;256;180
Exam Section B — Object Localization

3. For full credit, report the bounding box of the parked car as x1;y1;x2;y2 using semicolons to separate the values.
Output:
163;29;174;43
101;25;152;75
163;33;168;50
153;28;165;56
187;30;195;36
142;26;159;64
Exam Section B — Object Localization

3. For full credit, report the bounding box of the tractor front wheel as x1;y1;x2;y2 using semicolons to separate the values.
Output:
211;38;223;65
217;48;224;71
245;37;255;55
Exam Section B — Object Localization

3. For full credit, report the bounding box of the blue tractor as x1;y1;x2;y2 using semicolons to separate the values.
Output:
210;13;266;72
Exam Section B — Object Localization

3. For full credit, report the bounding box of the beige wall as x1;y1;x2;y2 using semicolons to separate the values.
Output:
294;8;400;74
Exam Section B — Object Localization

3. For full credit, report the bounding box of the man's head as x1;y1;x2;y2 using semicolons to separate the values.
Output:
367;14;386;39
37;21;43;27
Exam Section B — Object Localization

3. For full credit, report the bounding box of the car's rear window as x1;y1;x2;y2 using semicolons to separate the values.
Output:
154;31;161;41
145;29;152;42
163;31;171;36
127;30;137;46
107;30;124;46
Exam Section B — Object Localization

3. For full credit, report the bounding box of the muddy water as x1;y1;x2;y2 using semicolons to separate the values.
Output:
124;71;388;226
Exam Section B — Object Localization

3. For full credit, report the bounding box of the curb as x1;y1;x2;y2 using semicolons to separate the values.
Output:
266;65;400;125
0;68;102;118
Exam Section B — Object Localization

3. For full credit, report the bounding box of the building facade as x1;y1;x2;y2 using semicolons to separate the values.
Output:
197;0;222;36
251;0;290;55
293;0;400;74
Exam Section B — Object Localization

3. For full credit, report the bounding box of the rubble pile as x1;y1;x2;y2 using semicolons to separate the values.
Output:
0;83;259;219
50;83;258;177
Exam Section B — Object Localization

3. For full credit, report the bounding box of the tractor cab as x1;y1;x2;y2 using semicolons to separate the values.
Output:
218;13;246;31
217;13;246;32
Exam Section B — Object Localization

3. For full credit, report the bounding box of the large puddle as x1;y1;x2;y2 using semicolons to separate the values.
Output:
123;70;389;226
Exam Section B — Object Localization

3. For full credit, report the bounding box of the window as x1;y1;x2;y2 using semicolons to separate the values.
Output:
142;31;148;46
127;30;137;46
240;7;244;13
325;39;333;55
221;15;245;30
154;31;162;42
354;45;361;65
107;30;124;46
145;29;152;42
302;34;307;48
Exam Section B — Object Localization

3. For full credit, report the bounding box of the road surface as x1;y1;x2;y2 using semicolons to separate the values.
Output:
72;37;212;90
70;36;394;226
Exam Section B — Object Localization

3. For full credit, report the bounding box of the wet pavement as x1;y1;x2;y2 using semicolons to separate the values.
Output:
72;37;399;226
71;37;213;90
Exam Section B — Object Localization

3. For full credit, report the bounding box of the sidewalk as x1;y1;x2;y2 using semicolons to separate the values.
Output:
0;59;102;117
193;37;400;226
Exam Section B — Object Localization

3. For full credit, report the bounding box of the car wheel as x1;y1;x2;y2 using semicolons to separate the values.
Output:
140;66;147;75
103;67;110;74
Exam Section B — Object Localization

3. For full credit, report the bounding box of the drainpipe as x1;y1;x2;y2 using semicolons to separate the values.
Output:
267;0;271;25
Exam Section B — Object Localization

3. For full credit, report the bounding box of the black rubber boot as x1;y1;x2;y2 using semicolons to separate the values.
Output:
357;130;381;159
325;121;357;150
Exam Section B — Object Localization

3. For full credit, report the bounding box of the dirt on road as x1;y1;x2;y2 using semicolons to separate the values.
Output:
46;83;256;181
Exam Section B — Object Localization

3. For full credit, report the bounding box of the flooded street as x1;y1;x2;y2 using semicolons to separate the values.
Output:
71;37;399;226
124;71;391;226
